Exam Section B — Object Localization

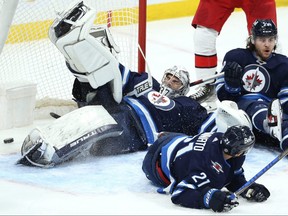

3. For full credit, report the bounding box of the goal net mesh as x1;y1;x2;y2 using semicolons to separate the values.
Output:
0;0;140;106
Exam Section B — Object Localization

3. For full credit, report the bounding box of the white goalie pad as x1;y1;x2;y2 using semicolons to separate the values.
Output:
49;1;122;103
216;100;252;133
17;105;122;168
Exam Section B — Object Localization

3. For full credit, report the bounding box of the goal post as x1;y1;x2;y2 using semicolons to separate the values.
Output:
0;0;146;105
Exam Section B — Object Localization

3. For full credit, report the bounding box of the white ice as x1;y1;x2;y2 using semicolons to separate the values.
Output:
1;7;288;215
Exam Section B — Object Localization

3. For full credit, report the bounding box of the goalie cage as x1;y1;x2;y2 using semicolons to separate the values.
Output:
0;0;146;117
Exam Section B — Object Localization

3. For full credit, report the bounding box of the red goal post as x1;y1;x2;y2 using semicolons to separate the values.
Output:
0;0;147;106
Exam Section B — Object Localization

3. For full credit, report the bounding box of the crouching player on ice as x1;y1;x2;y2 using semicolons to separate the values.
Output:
142;125;270;212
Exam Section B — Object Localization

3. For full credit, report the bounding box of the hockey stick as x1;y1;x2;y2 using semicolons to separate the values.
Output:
189;73;224;87
231;147;288;199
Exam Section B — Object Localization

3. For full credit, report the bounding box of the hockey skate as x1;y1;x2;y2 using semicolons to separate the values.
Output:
190;84;215;104
267;98;282;141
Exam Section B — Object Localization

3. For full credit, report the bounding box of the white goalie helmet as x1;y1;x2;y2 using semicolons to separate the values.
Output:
159;65;190;98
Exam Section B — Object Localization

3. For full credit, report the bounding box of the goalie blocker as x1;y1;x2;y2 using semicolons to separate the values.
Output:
16;106;122;168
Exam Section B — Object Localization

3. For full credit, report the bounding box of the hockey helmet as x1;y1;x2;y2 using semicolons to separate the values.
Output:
251;19;277;38
160;65;190;98
221;125;255;157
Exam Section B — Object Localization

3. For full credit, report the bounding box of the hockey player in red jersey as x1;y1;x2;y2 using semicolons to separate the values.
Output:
190;0;277;102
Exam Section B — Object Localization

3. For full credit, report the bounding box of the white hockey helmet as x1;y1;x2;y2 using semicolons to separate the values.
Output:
159;65;190;98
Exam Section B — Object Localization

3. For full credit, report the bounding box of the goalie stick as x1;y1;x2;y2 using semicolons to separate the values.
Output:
230;147;288;199
189;72;224;87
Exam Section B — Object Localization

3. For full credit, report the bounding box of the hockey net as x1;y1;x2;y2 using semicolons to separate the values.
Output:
0;0;145;116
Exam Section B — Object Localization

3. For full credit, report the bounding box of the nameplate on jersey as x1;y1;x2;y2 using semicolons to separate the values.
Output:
146;90;175;111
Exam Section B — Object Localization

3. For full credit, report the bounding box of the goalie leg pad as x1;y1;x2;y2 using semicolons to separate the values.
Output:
16;106;123;168
89;25;120;58
49;1;122;103
216;100;252;133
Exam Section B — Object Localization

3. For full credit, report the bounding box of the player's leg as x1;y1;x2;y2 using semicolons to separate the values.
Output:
240;99;282;141
89;104;147;156
215;100;252;132
198;100;253;133
243;0;277;33
191;0;234;101
242;0;281;52
17;106;123;167
49;1;122;103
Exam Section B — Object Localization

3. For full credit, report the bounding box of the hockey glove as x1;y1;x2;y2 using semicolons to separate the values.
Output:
241;183;270;202
203;188;239;212
223;61;243;94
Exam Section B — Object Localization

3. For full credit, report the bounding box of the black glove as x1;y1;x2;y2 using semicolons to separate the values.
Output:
241;183;270;202
223;61;243;93
203;189;239;212
72;77;97;107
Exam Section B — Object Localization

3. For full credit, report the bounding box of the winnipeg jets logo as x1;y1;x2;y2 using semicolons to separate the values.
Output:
242;64;270;93
211;160;224;174
149;91;169;104
147;91;175;110
245;67;262;91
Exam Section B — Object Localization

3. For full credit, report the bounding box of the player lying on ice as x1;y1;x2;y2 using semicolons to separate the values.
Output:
16;1;253;168
215;19;288;152
142;125;270;213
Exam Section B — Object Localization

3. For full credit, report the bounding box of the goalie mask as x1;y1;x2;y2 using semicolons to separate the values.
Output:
159;65;190;98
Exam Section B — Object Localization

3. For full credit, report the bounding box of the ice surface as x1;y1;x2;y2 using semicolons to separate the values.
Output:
1;7;288;215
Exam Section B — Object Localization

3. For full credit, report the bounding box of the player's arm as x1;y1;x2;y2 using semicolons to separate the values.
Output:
170;171;238;212
225;156;270;202
118;63;160;97
216;50;244;101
